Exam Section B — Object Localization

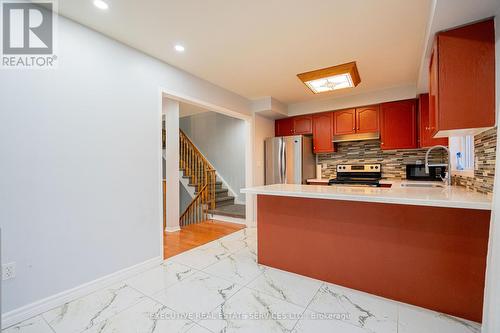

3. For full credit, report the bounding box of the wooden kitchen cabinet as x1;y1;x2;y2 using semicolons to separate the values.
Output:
293;115;313;134
429;40;439;137
356;105;379;133
312;112;335;153
275;118;294;136
333;109;356;135
333;107;379;136
380;99;417;150
275;115;312;136
429;19;495;137
418;93;448;148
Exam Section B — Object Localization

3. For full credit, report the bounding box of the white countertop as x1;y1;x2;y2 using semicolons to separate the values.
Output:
241;181;492;210
306;178;329;183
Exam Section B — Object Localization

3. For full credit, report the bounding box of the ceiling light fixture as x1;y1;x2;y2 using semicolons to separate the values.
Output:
93;0;109;10
174;44;185;52
297;61;361;94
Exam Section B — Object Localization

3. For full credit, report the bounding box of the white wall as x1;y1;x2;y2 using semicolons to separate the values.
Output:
482;13;500;333
163;99;180;232
287;84;416;116
253;114;275;186
180;112;246;203
249;114;276;225
0;14;250;314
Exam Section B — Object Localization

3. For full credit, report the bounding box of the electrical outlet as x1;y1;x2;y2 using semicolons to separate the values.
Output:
2;262;16;281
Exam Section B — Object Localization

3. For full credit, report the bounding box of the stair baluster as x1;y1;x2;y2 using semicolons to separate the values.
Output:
179;130;216;226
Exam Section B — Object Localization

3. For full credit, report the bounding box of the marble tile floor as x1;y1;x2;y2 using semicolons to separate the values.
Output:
4;227;481;333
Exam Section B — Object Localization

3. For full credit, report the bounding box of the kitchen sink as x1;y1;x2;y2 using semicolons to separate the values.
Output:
400;183;445;188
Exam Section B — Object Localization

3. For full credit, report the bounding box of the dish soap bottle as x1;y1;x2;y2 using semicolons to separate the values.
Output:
456;152;464;170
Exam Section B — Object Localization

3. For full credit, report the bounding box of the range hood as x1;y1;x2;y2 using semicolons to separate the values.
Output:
333;132;380;143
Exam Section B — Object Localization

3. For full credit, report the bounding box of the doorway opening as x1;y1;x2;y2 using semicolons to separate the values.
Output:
161;94;251;259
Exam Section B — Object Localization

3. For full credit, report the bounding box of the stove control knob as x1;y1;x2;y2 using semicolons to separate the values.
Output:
375;166;379;169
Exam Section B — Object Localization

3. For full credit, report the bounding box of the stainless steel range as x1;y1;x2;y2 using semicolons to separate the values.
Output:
328;164;382;187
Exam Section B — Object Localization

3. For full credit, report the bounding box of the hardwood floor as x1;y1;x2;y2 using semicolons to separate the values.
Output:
163;220;246;259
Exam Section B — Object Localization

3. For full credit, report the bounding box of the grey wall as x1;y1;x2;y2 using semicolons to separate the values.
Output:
180;112;246;203
0;15;250;313
180;184;191;214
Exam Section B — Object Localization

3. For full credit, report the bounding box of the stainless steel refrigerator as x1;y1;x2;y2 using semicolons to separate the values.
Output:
265;135;315;185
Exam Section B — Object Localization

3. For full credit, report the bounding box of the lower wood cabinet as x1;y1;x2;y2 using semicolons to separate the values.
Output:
380;99;417;150
312;112;335;153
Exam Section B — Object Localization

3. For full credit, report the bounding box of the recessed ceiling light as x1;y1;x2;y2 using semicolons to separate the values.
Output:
174;44;185;52
297;62;361;94
93;0;109;10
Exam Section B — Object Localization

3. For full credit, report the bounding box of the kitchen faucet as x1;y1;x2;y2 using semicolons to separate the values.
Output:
425;145;451;186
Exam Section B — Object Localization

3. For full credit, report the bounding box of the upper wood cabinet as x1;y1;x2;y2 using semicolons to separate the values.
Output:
333;109;356;135
429;40;439;137
418;93;448;148
380;99;417;150
312;112;335;153
429;19;495;137
333;107;379;136
356;106;380;133
275;115;312;136
275;118;294;136
293;115;313;135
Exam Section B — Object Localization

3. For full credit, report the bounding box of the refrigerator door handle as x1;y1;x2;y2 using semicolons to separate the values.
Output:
277;139;282;183
282;141;287;183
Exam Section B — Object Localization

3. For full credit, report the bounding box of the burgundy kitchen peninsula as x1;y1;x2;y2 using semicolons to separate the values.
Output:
242;184;492;322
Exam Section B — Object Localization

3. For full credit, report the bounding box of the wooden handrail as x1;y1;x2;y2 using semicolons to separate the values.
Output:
180;130;215;170
179;130;216;226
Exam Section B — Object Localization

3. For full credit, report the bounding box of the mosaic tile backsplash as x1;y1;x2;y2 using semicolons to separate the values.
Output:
318;141;446;180
318;127;497;194
452;127;497;194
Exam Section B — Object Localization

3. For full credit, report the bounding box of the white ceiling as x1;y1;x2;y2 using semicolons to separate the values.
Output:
58;0;432;104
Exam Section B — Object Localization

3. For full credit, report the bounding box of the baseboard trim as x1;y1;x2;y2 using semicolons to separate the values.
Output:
2;256;163;328
165;226;181;232
211;214;247;225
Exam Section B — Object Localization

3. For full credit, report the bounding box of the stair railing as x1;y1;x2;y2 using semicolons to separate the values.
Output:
180;184;208;226
179;130;216;226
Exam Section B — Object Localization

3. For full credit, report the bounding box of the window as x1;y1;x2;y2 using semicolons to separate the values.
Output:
449;135;475;176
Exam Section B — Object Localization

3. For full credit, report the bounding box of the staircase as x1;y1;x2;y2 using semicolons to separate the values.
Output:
211;181;246;219
179;130;245;226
